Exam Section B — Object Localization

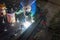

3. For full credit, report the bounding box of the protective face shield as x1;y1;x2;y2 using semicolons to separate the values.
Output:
23;5;31;12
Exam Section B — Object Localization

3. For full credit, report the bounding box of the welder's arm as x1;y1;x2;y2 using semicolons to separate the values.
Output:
15;9;24;15
30;11;34;17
